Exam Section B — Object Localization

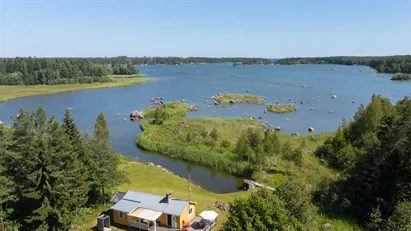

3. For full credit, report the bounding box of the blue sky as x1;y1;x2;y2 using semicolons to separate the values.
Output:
0;0;410;58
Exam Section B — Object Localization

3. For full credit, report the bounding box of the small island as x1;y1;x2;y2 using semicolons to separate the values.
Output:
267;104;297;113
143;101;198;118
212;93;265;104
391;73;411;81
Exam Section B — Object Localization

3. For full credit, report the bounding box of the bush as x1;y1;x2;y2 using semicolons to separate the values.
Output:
223;189;304;231
391;73;411;81
277;177;316;228
385;201;411;231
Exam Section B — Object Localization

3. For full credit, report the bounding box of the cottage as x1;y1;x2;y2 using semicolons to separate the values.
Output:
110;190;196;230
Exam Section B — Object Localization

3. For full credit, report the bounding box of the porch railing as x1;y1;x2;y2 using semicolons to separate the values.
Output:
129;220;151;230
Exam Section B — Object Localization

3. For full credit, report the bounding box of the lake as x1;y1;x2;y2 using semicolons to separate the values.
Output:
1;63;410;193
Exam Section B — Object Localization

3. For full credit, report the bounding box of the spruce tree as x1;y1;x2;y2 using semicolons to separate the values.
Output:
0;125;19;230
62;110;93;189
7;107;89;230
25;116;88;230
90;113;123;201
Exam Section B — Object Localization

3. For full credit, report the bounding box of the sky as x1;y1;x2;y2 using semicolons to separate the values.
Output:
0;0;410;58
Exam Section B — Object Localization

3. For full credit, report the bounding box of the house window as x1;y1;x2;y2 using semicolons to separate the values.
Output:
188;207;193;216
119;211;124;219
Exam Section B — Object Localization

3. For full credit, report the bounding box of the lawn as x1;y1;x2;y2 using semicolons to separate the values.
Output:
71;157;362;231
70;157;250;231
213;93;265;104
0;75;151;103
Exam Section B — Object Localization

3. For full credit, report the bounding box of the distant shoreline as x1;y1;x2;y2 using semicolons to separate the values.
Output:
0;74;152;103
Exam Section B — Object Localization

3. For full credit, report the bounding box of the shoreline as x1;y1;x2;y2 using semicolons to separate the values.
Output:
0;75;152;103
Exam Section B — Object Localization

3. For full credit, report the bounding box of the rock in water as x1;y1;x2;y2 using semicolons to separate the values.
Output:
130;111;144;120
308;127;315;133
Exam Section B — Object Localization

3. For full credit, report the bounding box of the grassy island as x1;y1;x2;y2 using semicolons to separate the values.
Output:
213;93;265;104
0;75;151;103
267;104;297;113
391;73;411;81
143;101;197;118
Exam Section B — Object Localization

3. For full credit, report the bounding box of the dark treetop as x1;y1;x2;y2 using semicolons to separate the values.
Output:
275;55;411;74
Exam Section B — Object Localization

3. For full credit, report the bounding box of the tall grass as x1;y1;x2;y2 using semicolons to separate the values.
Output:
138;119;256;176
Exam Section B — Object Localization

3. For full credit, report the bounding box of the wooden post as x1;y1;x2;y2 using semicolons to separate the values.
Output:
0;217;4;231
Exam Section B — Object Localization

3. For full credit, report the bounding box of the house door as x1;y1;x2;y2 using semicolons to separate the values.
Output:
167;214;177;228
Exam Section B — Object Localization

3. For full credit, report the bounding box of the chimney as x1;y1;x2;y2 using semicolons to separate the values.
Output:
166;191;172;203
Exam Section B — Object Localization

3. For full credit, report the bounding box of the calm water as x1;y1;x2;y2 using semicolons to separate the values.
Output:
1;63;411;193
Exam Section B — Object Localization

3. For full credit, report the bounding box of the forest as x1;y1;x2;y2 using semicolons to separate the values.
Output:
0;107;125;230
0;57;139;85
223;95;411;231
275;55;411;74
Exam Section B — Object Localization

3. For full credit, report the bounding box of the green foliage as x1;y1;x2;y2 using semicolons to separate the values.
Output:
89;113;125;200
314;95;411;228
143;101;194;119
223;189;303;231
112;63;139;75
315;95;393;172
366;207;384;231
152;106;170;125
267;104;296;113
137;119;257;177
315;127;359;171
0;125;19;230
385;201;411;231
283;147;304;167
277;177;316;228
220;139;233;151
275;55;411;74
210;128;219;141
0;57;140;85
390;73;411;81
0;107;124;229
2;107;89;230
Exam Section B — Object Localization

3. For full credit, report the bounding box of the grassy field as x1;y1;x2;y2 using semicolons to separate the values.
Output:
213;93;265;104
71;157;362;231
0;75;151;103
267;104;297;113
